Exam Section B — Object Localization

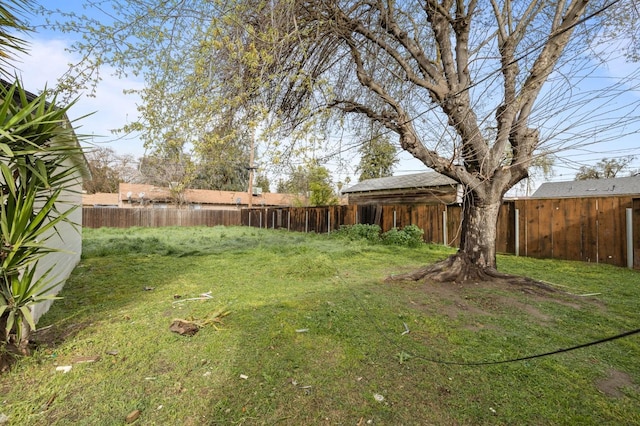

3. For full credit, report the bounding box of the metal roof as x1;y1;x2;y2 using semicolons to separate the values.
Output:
342;171;457;193
531;175;640;198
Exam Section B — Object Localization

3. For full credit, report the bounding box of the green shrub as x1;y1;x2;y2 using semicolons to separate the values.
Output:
381;225;424;247
332;224;381;242
332;223;424;247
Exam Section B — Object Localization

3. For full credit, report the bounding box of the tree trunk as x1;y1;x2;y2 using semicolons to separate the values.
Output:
389;190;505;283
458;191;500;271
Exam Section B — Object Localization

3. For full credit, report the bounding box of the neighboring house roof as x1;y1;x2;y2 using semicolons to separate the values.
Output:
119;183;302;206
342;171;457;193
531;175;640;198
83;192;120;206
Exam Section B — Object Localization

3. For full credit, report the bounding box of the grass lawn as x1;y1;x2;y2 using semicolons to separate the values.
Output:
1;226;639;425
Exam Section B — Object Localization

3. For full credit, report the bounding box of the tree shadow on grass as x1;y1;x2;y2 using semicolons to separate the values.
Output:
28;253;193;351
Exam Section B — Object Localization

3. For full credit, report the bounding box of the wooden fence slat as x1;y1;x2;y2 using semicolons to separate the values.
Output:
83;207;242;228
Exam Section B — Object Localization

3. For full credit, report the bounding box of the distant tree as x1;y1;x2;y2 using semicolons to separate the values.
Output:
83;147;138;193
357;133;398;181
336;176;351;195
278;166;308;195
190;159;249;191
139;134;194;205
278;161;337;206
575;156;635;180
254;174;270;193
308;166;338;206
190;128;251;191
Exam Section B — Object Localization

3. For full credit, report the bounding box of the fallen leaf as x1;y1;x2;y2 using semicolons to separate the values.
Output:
125;409;141;423
169;320;199;336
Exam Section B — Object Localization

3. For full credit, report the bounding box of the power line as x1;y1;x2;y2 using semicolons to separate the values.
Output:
280;0;634;181
335;267;639;366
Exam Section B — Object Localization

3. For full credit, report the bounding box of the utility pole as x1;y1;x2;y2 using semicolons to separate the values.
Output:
248;126;256;209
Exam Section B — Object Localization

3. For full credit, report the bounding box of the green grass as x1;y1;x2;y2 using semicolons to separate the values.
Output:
1;226;639;425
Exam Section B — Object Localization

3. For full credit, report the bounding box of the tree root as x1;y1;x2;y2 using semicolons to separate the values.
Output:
386;252;557;291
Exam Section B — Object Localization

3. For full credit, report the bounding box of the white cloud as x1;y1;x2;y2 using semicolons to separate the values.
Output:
12;37;147;157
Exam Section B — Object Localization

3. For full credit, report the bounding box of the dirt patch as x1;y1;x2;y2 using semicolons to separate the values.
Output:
0;350;16;373
29;320;92;349
596;369;638;397
394;275;593;324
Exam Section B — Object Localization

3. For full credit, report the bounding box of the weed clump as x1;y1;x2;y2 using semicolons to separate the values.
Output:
332;224;382;242
381;224;424;247
332;224;424;247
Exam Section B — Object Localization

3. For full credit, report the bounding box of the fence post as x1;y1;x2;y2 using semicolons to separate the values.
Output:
627;208;633;269
327;209;331;234
305;210;308;233
288;210;291;231
515;208;520;257
272;210;276;229
442;209;448;246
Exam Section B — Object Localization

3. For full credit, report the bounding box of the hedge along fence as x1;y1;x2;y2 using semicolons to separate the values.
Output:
242;196;640;269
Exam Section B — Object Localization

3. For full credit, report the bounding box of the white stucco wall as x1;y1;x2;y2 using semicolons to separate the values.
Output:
31;164;84;324
31;179;83;323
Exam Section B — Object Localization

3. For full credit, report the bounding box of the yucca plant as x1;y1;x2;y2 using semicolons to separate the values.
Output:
0;80;83;354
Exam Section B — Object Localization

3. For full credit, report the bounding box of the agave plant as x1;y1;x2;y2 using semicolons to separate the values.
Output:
0;80;83;353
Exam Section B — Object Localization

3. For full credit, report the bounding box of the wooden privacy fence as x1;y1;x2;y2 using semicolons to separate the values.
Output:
82;196;640;269
517;196;639;269
83;207;241;228
242;196;640;269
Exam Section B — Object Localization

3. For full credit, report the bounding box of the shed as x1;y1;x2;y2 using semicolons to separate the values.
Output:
531;175;640;198
342;171;462;205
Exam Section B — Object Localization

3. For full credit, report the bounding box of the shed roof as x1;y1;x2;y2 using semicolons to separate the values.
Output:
531;175;640;198
342;171;457;193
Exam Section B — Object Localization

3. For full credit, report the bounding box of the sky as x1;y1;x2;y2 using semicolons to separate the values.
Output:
13;1;147;158
15;38;147;157
10;1;640;195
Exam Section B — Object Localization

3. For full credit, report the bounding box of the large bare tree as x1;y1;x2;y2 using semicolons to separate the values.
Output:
44;0;639;281
291;0;595;281
83;147;139;193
